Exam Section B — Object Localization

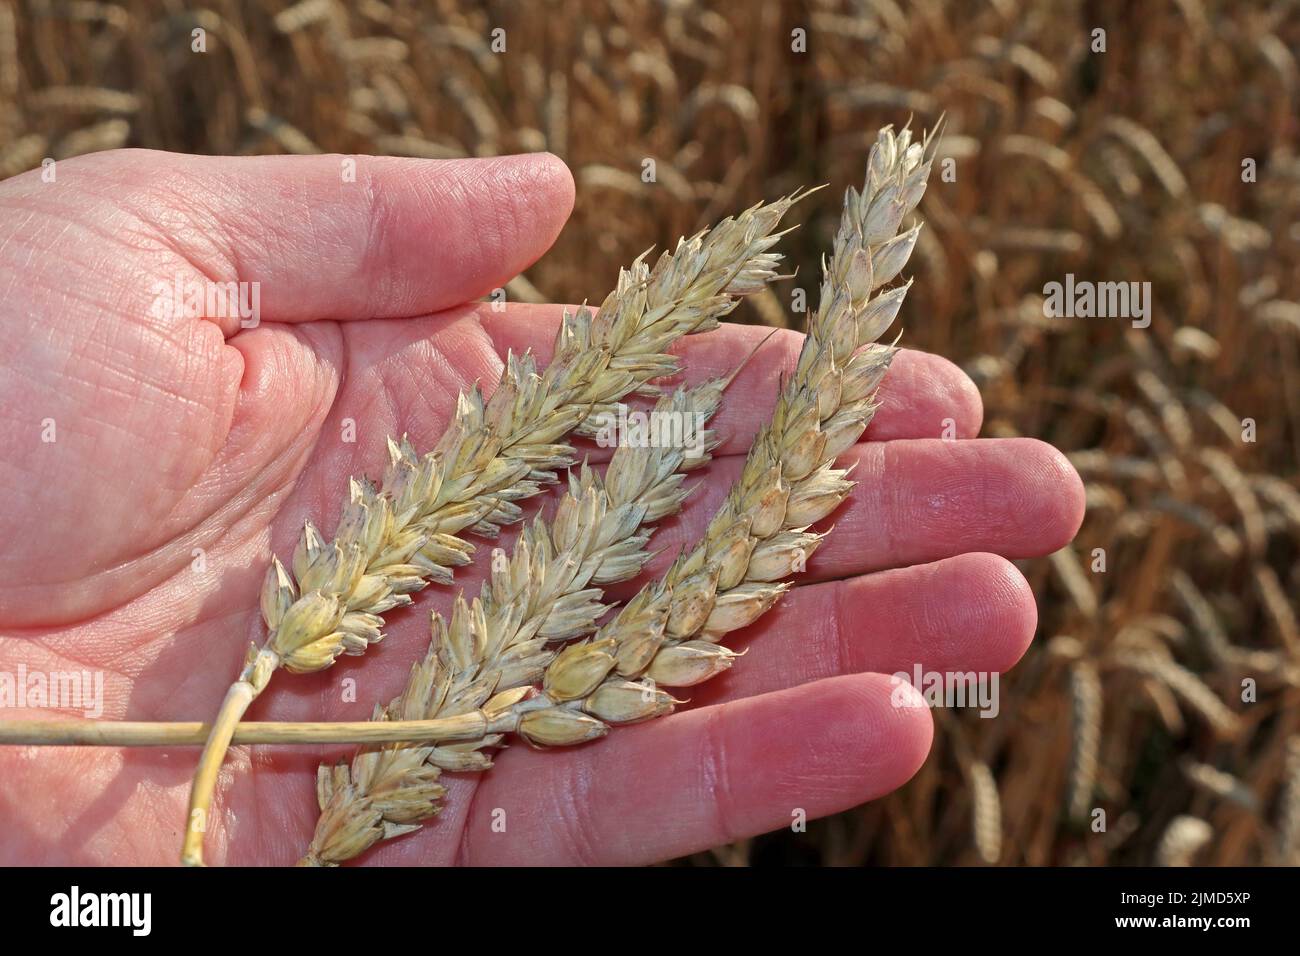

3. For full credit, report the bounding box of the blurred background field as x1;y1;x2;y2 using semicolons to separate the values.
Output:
2;0;1298;865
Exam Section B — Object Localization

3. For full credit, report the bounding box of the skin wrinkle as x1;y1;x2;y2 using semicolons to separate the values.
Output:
286;323;393;538
0;200;149;309
452;775;491;868
0;199;38;267
433;160;516;296
346;312;494;456
13;616;134;676
873;440;902;563
382;336;460;442
546;754;605;866
5;565;254;684
698;706;743;850
914;355;983;438
827;577;855;680
0;403;317;624
56;353;209;446
360;165;407;320
250;321;345;547
911;560;952;670
104;177;237;298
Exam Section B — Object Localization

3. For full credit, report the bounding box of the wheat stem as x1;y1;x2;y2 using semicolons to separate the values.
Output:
0;713;510;747
180;646;277;865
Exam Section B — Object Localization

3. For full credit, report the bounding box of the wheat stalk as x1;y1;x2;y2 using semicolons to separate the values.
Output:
303;122;936;865
180;195;800;865
304;378;730;864
0;715;505;747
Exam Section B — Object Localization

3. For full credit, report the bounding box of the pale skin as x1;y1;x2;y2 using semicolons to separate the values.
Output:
0;151;1084;865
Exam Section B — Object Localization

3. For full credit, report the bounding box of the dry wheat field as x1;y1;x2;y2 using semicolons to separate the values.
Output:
1;0;1298;866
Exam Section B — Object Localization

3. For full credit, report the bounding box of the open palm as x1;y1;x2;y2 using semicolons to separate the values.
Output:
0;150;1083;865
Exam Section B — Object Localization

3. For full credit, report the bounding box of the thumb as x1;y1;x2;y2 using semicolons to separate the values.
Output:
78;149;576;324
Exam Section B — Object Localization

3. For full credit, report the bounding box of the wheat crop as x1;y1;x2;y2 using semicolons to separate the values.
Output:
302;122;934;864
180;193;799;865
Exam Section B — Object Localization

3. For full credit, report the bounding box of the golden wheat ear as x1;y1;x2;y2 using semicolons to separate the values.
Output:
181;192;807;865
304;120;937;865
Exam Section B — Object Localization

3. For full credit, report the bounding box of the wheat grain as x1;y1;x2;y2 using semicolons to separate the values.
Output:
180;195;800;865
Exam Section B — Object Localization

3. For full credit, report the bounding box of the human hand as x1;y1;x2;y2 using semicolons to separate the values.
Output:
0;150;1083;865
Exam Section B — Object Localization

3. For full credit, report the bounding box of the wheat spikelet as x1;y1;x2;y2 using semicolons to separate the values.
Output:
304;379;728;864
1199;448;1268;557
1104;116;1189;199
1253;475;1300;535
181;195;800;865
246;107;321;154
1049;546;1099;618
1252;563;1300;655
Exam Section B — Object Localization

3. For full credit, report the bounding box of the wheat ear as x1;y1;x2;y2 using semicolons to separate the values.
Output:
491;123;934;719
306;123;934;864
180;195;801;865
304;378;730;864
